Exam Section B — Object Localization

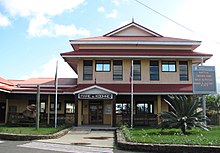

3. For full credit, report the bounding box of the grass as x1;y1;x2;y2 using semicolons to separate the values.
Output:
0;125;67;135
121;125;220;146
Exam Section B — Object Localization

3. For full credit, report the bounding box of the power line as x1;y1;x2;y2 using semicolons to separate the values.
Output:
133;0;220;45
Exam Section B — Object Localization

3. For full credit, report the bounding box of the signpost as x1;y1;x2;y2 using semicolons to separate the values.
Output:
192;66;217;94
192;65;217;125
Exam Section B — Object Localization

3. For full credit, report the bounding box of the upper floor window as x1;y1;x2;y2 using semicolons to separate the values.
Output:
162;61;176;72
133;60;141;80
179;61;188;81
83;60;93;80
96;60;111;72
150;61;159;81
113;60;123;80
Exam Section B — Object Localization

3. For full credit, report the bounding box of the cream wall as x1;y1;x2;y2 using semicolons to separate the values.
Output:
78;58;193;84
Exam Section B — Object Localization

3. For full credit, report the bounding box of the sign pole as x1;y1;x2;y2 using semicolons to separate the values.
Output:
131;60;134;128
201;58;207;125
36;85;40;130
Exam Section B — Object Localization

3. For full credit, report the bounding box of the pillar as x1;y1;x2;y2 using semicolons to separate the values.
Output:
74;94;78;126
157;95;161;123
47;95;51;125
112;94;116;127
5;99;8;124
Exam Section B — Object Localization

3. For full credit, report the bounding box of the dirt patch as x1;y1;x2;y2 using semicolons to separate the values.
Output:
71;142;91;146
84;136;112;140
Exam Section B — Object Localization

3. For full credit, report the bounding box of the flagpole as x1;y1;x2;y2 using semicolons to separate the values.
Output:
131;59;134;128
55;61;58;128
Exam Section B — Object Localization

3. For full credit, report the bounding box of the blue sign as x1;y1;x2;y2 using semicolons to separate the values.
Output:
192;66;217;94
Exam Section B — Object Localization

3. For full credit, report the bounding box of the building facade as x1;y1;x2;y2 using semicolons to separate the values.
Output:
0;22;213;127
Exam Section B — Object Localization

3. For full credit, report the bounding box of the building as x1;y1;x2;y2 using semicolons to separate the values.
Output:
0;22;212;127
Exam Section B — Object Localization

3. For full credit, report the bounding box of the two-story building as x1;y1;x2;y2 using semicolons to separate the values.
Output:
0;22;212;127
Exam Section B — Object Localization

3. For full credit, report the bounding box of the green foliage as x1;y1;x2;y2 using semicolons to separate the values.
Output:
160;95;209;134
120;124;134;142
125;127;220;146
0;125;67;135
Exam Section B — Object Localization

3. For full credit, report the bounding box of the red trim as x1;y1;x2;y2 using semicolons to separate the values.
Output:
67;83;193;93
61;49;212;57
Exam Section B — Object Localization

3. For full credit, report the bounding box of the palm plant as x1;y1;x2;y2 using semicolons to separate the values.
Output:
160;95;209;134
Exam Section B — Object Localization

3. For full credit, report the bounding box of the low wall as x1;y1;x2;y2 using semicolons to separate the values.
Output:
0;128;70;141
116;130;220;153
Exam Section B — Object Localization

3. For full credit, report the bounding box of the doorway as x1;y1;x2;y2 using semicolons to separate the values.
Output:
89;101;103;125
0;103;6;123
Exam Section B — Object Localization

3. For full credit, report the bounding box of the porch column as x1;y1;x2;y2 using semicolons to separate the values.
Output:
157;95;162;123
74;94;78;126
47;95;50;125
5;99;8;124
112;94;116;127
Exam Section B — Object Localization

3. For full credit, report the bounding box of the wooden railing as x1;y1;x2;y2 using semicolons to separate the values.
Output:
117;113;158;126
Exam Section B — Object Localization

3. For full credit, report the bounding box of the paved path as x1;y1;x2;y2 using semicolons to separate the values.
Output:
0;128;148;153
19;141;113;153
37;129;114;148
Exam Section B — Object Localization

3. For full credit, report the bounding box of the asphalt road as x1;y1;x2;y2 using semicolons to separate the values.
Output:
0;140;147;153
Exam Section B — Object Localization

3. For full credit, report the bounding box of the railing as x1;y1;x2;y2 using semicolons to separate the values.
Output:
116;113;158;126
7;113;74;125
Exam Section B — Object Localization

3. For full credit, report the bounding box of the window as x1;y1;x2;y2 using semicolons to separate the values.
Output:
9;106;17;114
96;60;111;72
179;61;188;81
113;60;123;80
40;102;46;113
150;61;159;80
162;61;176;72
83;60;93;80
50;102;61;111
116;102;130;114
65;102;75;114
133;60;141;80
136;102;153;114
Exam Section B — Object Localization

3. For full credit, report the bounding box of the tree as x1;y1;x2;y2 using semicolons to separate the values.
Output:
160;95;209;134
206;94;220;125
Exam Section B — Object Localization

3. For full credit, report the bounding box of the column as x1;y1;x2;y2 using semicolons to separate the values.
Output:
47;95;51;125
74;94;78;126
112;94;116;127
157;95;161;124
5;99;8;124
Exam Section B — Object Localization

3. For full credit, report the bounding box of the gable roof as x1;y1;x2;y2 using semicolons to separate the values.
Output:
104;21;162;37
73;85;118;95
69;22;201;51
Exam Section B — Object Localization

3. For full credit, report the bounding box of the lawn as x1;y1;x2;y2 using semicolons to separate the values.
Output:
0;125;67;135
121;126;220;146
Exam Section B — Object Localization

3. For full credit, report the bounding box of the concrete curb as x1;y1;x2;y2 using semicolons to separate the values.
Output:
115;129;220;153
0;128;71;141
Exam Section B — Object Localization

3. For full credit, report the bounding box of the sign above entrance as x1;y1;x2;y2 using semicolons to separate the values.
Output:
78;94;113;99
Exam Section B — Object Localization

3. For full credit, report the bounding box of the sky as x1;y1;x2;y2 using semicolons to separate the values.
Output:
0;0;220;84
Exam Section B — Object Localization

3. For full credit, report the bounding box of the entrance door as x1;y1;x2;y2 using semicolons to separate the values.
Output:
0;103;6;123
89;101;103;125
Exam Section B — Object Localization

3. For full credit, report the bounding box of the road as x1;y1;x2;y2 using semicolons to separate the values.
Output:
0;140;147;153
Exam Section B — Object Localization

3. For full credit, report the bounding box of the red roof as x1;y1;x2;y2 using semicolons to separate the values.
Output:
70;36;200;43
0;77;14;86
61;49;212;57
16;78;77;86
